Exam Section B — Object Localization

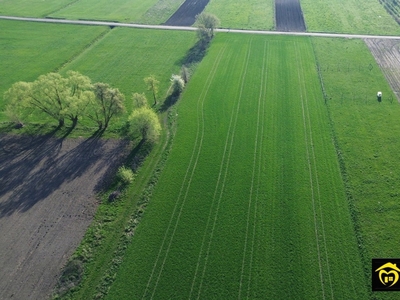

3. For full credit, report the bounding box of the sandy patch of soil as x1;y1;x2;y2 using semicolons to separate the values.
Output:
164;0;209;26
275;0;306;32
365;39;400;102
0;134;129;300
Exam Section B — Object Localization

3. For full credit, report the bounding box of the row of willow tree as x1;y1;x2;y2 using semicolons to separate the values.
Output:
3;71;169;143
3;13;219;143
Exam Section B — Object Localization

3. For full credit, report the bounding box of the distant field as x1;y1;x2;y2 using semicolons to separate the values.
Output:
0;20;108;121
204;0;274;30
49;0;160;23
62;27;196;113
0;0;75;17
314;37;400;299
0;21;196;127
301;0;400;35
104;34;367;299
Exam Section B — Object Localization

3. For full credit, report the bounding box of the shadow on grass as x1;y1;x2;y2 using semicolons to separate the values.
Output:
179;39;209;66
159;93;180;113
0;126;129;217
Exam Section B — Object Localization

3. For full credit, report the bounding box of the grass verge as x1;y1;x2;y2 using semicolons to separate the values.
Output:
313;36;400;299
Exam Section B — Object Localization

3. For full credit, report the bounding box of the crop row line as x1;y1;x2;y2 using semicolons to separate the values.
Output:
299;42;334;299
193;38;253;300
238;40;268;300
295;43;325;299
141;45;227;300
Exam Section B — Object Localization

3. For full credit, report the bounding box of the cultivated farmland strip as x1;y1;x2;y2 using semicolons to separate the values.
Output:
238;40;268;300
142;46;227;299
295;40;333;299
194;38;253;299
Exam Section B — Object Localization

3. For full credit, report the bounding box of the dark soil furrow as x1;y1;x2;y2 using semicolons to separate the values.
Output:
275;0;306;32
164;0;209;26
0;134;129;300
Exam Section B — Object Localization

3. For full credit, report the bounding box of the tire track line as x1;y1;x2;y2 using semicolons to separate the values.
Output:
194;38;253;300
141;46;226;300
188;43;249;298
298;43;334;298
238;40;267;300
295;41;325;300
246;41;269;300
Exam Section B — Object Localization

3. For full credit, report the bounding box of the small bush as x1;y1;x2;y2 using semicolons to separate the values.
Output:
117;166;135;186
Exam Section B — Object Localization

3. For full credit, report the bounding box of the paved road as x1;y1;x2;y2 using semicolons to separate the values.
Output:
1;15;400;40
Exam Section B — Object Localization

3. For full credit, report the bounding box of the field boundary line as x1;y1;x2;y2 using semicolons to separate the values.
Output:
194;38;253;300
310;38;363;296
45;0;82;17
297;42;334;298
295;41;326;300
238;40;267;300
54;27;112;72
142;46;227;300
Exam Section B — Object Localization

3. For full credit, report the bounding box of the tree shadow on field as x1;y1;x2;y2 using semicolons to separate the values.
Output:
0;131;129;217
179;40;209;67
160;93;180;113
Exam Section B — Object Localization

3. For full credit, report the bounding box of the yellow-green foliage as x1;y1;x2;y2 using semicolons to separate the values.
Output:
117;166;135;186
128;107;161;143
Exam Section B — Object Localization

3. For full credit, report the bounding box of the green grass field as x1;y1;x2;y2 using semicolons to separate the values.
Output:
1;21;196;129
314;37;400;299
62;27;196;121
104;34;368;299
52;0;184;24
205;0;274;30
0;0;75;17
301;0;400;35
0;20;108;121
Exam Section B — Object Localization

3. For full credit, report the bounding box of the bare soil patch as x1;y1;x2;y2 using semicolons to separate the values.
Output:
0;133;129;300
275;0;306;32
164;0;209;26
365;39;400;102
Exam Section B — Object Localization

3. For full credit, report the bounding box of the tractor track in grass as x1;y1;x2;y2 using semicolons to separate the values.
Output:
245;42;269;299
295;41;326;299
194;38;253;299
296;41;334;299
188;44;249;298
141;46;226;299
238;40;267;300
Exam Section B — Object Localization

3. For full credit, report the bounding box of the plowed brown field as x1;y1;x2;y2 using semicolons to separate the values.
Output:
365;39;400;101
164;0;209;26
275;0;306;32
0;134;129;300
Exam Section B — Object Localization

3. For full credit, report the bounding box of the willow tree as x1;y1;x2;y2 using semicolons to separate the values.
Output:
144;75;159;106
4;71;93;127
128;107;161;143
87;83;126;130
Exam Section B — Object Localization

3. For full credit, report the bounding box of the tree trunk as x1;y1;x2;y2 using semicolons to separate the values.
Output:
71;116;78;128
58;118;64;127
153;92;157;106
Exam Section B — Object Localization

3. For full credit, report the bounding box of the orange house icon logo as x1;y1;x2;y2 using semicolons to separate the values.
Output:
373;259;400;291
